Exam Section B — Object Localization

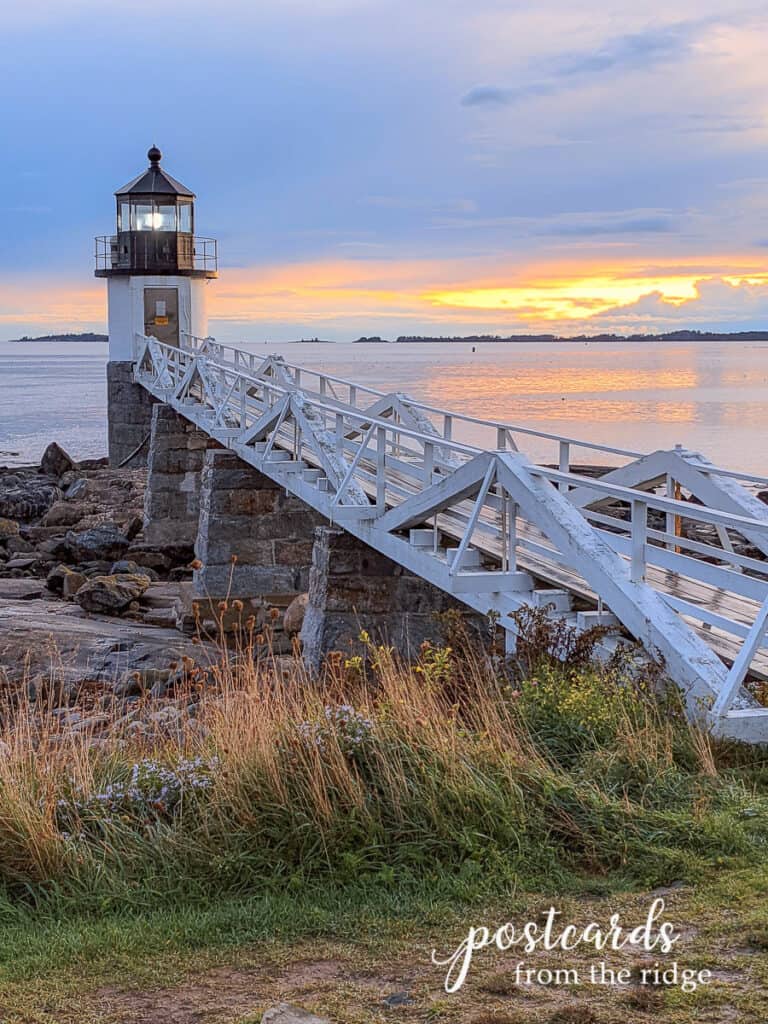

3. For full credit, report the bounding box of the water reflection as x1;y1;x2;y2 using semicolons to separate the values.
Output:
1;340;767;474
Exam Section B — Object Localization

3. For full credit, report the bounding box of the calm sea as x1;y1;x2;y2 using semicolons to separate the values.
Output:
1;339;767;474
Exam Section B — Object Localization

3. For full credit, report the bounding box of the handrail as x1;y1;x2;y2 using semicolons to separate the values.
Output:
178;333;768;485
140;335;768;542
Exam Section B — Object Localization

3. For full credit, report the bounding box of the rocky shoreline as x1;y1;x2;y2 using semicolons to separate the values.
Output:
0;444;234;742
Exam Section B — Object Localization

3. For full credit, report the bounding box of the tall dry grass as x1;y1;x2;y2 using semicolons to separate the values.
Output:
0;616;766;912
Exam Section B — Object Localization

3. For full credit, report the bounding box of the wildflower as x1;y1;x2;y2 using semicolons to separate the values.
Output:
232;599;244;612
230;554;239;564
269;607;280;621
190;558;203;570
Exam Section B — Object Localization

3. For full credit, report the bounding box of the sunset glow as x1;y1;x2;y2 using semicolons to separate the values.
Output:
424;275;702;319
3;259;768;339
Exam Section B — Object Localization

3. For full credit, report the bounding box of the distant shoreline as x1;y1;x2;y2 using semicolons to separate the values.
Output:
5;331;768;346
8;333;107;345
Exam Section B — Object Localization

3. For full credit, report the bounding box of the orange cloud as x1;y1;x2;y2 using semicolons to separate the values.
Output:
2;255;768;336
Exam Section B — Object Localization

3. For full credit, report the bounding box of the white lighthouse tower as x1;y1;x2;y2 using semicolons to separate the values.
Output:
96;146;217;464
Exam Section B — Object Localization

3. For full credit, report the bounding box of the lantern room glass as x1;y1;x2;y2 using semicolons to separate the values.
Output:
117;198;195;232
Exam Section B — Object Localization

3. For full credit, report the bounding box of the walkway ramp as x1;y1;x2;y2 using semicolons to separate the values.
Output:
133;334;768;743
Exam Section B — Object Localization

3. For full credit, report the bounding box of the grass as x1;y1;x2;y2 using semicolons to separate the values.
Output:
0;610;767;1020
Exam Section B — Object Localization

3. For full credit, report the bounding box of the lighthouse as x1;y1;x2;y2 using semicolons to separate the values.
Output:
96;147;217;465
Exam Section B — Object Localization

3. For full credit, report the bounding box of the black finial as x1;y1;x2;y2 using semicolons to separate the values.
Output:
148;145;162;166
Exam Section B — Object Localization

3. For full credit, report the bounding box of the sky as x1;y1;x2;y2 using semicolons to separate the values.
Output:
0;0;767;342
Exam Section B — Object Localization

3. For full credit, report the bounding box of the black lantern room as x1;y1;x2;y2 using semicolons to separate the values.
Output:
95;147;217;278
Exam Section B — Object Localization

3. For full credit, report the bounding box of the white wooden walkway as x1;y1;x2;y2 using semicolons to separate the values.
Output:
132;333;768;743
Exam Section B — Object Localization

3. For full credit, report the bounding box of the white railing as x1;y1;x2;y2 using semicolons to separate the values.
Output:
178;332;768;490
135;333;768;734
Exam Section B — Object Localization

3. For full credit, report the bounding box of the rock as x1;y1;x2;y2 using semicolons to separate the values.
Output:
41;442;76;479
42;501;95;528
168;566;193;582
5;536;34;554
0;578;45;600
62;571;87;599
125;545;173;574
111;559;159;581
5;556;37;571
382;992;414;1008
284;592;308;636
41;536;74;561
0;478;61;521
147;706;183;726
0;518;20;542
64;478;89;501
261;1006;331;1024
114;667;172;697
66;523;130;562
141;607;179;628
125;515;144;541
75;573;151;615
68;714;109;735
47;564;77;595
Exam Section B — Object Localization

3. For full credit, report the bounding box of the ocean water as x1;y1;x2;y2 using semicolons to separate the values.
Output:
1;339;767;474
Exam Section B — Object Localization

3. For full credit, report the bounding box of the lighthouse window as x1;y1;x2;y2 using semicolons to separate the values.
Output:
133;203;154;231
154;204;177;231
118;201;131;231
178;203;192;233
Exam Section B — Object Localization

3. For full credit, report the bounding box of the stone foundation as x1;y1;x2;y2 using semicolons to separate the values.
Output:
143;405;217;548
300;527;485;671
107;361;157;468
193;449;325;635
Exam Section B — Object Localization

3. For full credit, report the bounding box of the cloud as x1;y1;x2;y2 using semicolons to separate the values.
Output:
461;21;700;108
538;216;674;237
430;208;677;238
461;83;554;106
557;25;691;77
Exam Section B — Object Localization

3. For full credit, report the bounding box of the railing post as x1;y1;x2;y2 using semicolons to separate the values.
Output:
423;441;434;486
336;413;344;456
349;385;357;407
376;426;387;509
444;415;452;441
558;441;570;492
497;426;506;450
507;498;518;572
630;498;647;582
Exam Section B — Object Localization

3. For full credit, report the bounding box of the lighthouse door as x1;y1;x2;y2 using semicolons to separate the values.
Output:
144;287;179;347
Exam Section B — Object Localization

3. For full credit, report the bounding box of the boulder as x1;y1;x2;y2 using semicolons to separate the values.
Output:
0;578;45;600
4;536;33;554
66;523;130;562
42;501;95;528
111;559;159;581
62;571;87;599
64;478;89;501
125;545;173;574
0;518;20;542
0;478;61;521
284;592;308;636
5;556;38;571
47;563;75;595
261;1006;331;1024
125;515;145;541
75;573;152;615
40;442;75;479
